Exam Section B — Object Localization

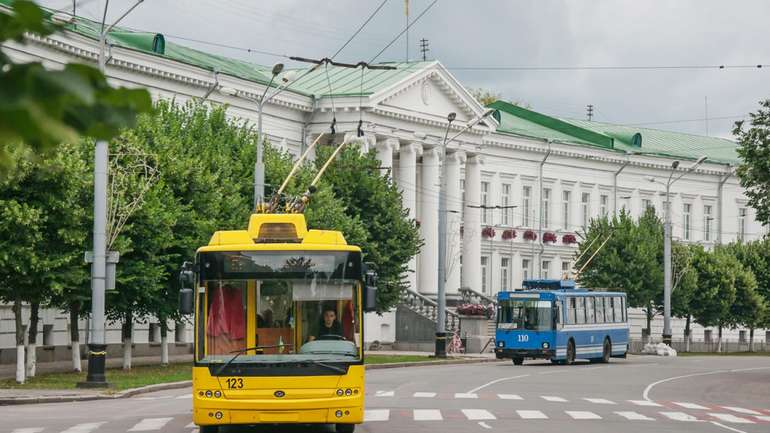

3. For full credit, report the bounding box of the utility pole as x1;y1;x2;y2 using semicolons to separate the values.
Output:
80;0;145;389
405;0;410;61
419;38;429;61
586;104;594;121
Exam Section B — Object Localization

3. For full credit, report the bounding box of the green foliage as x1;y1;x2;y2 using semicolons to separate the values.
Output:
689;247;738;329
723;240;769;329
0;0;152;174
670;243;699;320
734;99;770;226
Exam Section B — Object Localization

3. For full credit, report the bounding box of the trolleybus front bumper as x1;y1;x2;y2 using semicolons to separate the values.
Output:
494;348;555;360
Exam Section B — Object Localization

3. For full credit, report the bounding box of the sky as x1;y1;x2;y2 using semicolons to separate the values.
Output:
40;0;770;139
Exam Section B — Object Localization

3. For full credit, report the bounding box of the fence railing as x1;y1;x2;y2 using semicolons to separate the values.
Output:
458;287;498;306
401;288;460;333
630;338;770;354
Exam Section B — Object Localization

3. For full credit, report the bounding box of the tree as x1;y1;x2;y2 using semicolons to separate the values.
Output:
468;87;530;108
314;143;422;311
575;208;663;341
690;247;738;352
0;0;152;174
668;243;699;351
723;241;769;351
734;99;770;227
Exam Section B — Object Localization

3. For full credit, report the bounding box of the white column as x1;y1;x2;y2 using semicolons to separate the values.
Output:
375;137;399;179
445;151;466;297
512;251;522;290
419;146;440;295
398;142;423;291
462;154;483;292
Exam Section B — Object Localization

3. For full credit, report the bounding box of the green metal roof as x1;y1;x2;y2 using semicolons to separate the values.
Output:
491;100;739;164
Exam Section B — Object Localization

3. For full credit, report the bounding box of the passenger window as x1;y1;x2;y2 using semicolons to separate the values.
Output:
586;297;595;323
576;297;586;324
595;297;605;323
621;297;627;322
568;297;576;324
608;297;615;322
613;296;622;323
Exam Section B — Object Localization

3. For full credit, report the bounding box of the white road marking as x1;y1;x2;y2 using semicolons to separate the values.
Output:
674;402;710;410
722;406;761;415
642;370;726;401
128;418;173;432
709;413;754;424
413;409;443;421
517;410;548;419
465;374;530;394
497;394;523;400
566;411;602;420
185;423;196;428
60;423;106;433
364;410;390;422
629;400;662;407
755;415;770;422
660;412;699;422
478;422;492;429
711;421;750;433
413;392;437;398
375;390;394;397
584;398;616;404
462;409;496;420
541;395;568;402
12;429;45;433
175;394;192;399
615;411;655;421
454;393;478;399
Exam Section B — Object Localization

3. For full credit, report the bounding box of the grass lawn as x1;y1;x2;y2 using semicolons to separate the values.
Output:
0;355;439;391
678;351;770;357
0;363;192;391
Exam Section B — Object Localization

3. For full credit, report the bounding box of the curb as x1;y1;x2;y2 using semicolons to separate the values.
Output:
1;358;502;405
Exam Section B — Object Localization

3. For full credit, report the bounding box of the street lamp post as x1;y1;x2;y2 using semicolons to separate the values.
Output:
436;110;493;358
646;155;707;346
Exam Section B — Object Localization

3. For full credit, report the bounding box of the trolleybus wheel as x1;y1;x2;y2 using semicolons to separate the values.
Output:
566;340;576;365
512;357;524;365
199;426;218;433
601;338;611;363
336;423;355;433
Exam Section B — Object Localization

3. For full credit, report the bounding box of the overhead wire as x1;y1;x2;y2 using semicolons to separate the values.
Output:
368;0;438;63
332;0;389;60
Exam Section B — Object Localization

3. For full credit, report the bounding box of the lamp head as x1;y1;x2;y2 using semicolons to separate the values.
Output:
281;70;298;83
671;160;680;169
271;63;285;76
447;112;457;123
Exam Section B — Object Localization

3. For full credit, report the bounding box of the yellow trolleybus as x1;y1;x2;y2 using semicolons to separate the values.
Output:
178;212;377;433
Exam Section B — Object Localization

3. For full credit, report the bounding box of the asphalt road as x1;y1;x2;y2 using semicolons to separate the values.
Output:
3;355;770;433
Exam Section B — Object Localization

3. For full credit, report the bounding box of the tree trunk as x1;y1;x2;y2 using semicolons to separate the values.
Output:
70;301;81;372
122;310;133;371
12;298;25;384
717;324;723;353
749;327;755;352
26;302;39;378
684;315;691;353
160;318;169;366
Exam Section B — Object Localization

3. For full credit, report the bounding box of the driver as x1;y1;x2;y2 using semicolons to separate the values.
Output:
310;307;343;341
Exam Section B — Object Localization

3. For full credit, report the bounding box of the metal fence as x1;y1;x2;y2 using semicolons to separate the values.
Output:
630;338;769;354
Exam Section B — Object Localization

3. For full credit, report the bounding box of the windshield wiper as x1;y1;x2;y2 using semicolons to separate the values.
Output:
306;360;347;374
214;344;294;376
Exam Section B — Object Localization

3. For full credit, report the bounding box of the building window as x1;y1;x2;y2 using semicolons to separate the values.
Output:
704;205;713;241
175;322;186;343
739;330;747;344
561;261;571;280
523;186;532;227
543;188;551;228
683;203;692;241
522;259;531;281
600;194;609;216
148;323;159;343
562;190;571;229
541;260;550;279
43;324;54;346
642;198;652;212
500;258;510;291
581;192;591;230
481;181;490;224
704;329;713;343
481;256;489;294
501;183;511;226
738;208;746;241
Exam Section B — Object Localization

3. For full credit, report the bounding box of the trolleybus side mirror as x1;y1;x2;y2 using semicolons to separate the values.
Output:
363;262;378;313
178;261;195;315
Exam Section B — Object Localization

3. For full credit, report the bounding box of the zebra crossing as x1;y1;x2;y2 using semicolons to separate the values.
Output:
363;408;770;424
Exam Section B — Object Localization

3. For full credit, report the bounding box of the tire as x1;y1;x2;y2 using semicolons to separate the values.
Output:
601;338;611;363
199;426;218;433
551;359;564;365
566;340;576;365
336;423;355;433
512;357;524;365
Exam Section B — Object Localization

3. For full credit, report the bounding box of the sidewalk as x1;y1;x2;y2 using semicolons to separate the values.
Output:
0;353;193;380
369;350;496;359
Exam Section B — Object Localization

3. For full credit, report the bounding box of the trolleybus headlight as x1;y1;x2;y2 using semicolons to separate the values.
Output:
335;410;343;418
345;389;352;396
205;390;213;398
214;390;222;398
337;389;344;396
542;342;550;349
214;411;223;420
498;341;504;347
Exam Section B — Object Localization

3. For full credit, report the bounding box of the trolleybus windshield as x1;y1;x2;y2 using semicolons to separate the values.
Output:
497;299;554;331
196;251;362;365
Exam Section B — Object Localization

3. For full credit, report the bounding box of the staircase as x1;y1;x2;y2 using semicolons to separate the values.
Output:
458;287;499;338
400;287;460;333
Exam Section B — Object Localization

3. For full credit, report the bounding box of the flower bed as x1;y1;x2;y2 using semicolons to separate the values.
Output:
562;233;577;245
456;303;495;319
482;226;496;238
523;229;537;241
543;232;557;243
502;229;517;240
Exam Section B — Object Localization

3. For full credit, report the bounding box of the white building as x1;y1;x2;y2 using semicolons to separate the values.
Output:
1;10;767;356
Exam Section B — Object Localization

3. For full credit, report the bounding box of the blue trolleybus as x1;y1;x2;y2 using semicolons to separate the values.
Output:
494;279;629;365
